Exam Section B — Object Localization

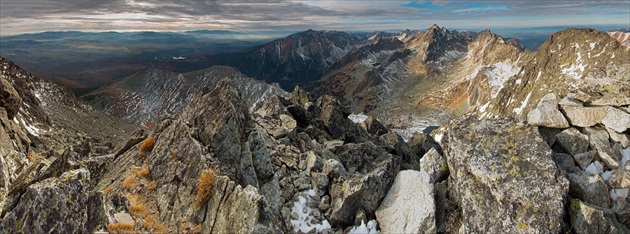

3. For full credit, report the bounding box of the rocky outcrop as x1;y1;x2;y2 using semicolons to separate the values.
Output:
0;76;21;120
0;169;96;233
440;116;569;233
375;170;435;233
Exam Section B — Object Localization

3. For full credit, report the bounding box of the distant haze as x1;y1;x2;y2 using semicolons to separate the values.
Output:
1;0;628;36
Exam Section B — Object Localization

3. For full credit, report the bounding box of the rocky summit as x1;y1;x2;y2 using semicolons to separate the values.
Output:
1;25;629;234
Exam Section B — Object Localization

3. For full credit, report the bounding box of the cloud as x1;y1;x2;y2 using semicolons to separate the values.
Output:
0;0;628;36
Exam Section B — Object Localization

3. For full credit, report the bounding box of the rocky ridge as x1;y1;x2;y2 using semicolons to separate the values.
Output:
83;66;286;127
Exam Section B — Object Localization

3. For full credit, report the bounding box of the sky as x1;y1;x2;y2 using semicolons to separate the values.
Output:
0;0;628;36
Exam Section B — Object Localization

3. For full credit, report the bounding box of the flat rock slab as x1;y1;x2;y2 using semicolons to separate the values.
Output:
376;170;435;234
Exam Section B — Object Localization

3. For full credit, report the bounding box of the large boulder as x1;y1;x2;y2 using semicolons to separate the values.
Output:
527;93;569;128
0;169;96;233
375;170;435;233
440;117;569;233
0;76;21;120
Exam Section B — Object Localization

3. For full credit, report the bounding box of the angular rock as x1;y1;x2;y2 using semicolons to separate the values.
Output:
440;117;569;233
569;199;628;234
0;169;94;233
553;153;580;173
247;130;274;181
606;127;630;148
602;107;630;133
378;130;418;170
289;86;310;106
573;151;596;170
537;127;562;147
360;116;387;136
608;169;630;189
375;170;435;233
313;95;367;143
0;76;21;120
420;148;448;183
556;128;589;156
560;105;608;127
567;171;611;208
279;114;297;132
329;153;398;225
583;127;620;169
527;93;570;128
408;132;427;156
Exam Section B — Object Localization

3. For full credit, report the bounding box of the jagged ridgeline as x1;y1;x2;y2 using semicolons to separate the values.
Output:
0;25;629;233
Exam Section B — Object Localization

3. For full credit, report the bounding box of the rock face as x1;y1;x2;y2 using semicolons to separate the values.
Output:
202;176;273;233
0;76;21;120
0;169;95;233
375;170;435;234
527;93;569;128
440;116;569;233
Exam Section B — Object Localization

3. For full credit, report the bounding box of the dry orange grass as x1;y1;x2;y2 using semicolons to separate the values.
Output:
103;186;114;197
139;136;155;156
132;166;150;177
107;222;135;233
123;175;137;189
147;181;157;190
194;169;216;207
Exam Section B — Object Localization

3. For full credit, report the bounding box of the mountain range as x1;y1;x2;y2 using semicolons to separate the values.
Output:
0;25;629;233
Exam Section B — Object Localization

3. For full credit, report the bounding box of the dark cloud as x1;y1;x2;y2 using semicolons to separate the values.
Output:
0;0;628;35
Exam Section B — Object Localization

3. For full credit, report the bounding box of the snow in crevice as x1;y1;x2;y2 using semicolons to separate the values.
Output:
348;220;380;234
290;190;331;233
512;92;532;114
585;161;604;175
348;114;369;124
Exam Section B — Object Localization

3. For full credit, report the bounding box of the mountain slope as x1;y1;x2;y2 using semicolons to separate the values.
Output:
83;66;287;126
480;28;630;119
208;30;370;89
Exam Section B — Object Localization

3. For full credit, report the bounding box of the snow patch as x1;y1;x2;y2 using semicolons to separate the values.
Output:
348;220;380;234
479;102;489;113
484;60;520;98
290;190;331;233
589;42;596;50
348;114;369;124
512;92;532;114
621;147;630;166
585;161;604;175
611;188;629;201
601;170;613;181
